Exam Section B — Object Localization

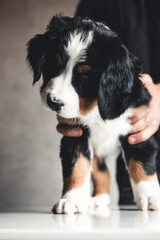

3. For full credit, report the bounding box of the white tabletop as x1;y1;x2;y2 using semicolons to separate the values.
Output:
0;206;160;240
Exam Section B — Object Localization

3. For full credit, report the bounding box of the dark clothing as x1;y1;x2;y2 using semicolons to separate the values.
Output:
75;0;160;83
75;0;160;204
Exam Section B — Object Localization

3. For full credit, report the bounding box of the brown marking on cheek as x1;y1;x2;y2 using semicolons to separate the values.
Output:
79;97;98;115
62;154;91;196
91;155;110;196
77;65;91;73
128;159;158;183
56;54;63;67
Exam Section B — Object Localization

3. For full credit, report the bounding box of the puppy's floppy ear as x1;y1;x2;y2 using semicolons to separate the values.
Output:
27;34;45;85
98;43;141;120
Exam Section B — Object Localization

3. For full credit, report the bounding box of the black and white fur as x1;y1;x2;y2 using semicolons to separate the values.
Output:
27;15;160;213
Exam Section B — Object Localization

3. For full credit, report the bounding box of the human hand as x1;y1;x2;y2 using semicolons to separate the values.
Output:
128;74;160;144
56;74;160;141
56;115;83;137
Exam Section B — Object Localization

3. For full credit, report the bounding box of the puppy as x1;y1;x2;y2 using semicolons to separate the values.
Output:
27;15;160;213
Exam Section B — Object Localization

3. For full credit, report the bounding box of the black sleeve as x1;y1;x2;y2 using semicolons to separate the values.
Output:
75;0;110;24
75;0;160;83
75;0;95;18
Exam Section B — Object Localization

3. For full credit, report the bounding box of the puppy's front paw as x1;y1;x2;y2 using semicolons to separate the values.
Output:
52;198;89;214
132;181;160;211
90;194;110;210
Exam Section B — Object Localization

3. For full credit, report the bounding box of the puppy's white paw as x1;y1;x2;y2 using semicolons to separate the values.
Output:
131;181;160;211
52;198;89;214
90;194;110;210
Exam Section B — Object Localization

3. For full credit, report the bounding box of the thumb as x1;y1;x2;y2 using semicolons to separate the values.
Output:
139;73;153;87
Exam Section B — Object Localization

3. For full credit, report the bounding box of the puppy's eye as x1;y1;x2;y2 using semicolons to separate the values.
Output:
56;54;63;67
77;65;91;73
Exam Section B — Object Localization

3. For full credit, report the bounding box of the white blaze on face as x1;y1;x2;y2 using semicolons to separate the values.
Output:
41;30;93;118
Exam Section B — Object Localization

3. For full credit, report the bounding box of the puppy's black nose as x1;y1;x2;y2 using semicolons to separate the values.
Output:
47;94;64;113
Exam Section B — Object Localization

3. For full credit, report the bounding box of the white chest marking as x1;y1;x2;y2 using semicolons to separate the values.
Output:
80;107;132;159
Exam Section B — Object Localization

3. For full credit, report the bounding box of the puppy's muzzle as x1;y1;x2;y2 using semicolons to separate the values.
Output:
47;94;64;113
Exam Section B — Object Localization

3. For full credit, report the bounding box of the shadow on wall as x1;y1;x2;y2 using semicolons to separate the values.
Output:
0;0;80;212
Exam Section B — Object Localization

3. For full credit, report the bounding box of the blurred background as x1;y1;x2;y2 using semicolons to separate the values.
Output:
0;0;118;212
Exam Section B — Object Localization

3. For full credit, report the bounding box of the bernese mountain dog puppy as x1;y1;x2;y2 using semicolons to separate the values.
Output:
27;15;160;213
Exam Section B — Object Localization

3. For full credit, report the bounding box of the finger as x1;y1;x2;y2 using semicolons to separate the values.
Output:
129;106;149;124
57;115;81;125
56;124;83;137
139;73;153;87
128;120;159;144
128;115;143;125
129;113;153;134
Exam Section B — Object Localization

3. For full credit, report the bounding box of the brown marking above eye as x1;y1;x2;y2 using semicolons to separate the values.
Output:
77;65;91;73
56;54;63;66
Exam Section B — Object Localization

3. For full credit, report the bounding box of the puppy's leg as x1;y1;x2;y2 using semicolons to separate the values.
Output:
53;133;91;214
91;155;110;209
128;159;160;210
122;137;160;210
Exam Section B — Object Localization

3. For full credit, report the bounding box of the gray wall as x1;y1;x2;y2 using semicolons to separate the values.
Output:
0;0;118;212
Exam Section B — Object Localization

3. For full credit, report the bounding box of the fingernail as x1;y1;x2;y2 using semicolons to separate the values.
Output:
128;137;136;144
74;129;80;135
